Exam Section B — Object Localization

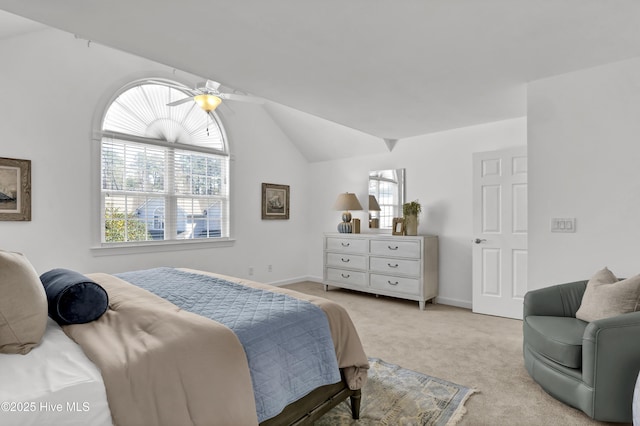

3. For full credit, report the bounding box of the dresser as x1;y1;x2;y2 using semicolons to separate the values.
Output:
323;233;438;310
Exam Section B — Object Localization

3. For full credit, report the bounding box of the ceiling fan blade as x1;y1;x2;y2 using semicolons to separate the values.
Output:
218;93;265;104
167;97;194;107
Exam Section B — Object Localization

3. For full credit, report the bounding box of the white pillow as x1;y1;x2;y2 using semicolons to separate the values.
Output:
576;267;640;322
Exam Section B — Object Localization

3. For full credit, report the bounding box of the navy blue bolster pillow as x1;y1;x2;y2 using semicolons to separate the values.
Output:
40;268;109;325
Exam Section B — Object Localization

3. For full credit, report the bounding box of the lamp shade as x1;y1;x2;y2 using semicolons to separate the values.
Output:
333;193;363;211
194;94;222;111
368;195;381;211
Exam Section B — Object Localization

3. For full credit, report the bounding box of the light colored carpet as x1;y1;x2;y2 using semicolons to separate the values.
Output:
283;282;629;426
317;357;475;425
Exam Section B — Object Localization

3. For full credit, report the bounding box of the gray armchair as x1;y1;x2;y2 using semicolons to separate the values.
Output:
523;280;640;422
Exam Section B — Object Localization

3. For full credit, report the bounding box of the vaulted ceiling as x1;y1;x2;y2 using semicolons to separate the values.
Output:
2;1;640;157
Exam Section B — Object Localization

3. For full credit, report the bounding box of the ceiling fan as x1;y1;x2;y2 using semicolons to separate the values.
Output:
166;80;262;112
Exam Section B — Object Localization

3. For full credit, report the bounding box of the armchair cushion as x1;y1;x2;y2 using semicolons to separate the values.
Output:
524;316;587;368
576;267;640;322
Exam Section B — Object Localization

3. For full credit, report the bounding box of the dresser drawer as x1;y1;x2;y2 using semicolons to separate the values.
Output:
370;256;420;276
370;274;420;295
326;237;367;253
370;239;421;258
326;268;367;286
326;253;367;270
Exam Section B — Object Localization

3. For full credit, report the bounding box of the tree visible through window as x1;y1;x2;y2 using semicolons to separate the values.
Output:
100;79;229;244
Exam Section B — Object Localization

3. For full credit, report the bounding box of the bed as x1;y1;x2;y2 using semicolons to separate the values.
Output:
0;261;368;426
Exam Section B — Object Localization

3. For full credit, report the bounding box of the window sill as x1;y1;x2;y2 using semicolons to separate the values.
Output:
91;238;236;256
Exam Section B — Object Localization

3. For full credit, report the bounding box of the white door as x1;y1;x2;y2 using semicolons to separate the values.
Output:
472;146;527;320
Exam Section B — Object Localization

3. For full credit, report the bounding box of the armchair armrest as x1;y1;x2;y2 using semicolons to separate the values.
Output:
523;280;587;318
581;311;640;420
582;310;640;386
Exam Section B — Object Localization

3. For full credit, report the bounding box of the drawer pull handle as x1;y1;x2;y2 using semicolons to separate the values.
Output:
388;263;399;268
341;242;350;247
341;258;350;263
388;280;399;286
341;273;350;278
388;245;399;250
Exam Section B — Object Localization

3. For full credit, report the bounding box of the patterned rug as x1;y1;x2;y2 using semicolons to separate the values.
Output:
316;358;477;426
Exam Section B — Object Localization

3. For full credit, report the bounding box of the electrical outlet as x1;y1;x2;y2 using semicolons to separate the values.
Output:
268;265;272;272
248;266;254;276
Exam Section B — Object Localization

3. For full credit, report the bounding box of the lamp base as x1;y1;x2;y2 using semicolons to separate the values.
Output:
337;222;352;233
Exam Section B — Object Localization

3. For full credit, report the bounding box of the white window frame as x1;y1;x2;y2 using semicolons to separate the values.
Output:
92;78;234;254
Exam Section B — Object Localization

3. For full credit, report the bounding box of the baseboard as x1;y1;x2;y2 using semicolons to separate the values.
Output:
268;275;321;287
269;278;473;310
435;296;472;310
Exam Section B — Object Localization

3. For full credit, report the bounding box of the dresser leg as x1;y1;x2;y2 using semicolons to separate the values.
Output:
323;284;328;292
419;300;425;310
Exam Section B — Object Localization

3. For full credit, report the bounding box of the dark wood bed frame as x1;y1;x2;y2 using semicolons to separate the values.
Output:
260;371;361;425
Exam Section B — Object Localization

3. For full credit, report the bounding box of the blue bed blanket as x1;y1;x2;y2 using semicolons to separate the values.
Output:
115;267;341;422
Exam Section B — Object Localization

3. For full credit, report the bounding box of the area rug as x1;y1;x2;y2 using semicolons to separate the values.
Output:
316;358;477;426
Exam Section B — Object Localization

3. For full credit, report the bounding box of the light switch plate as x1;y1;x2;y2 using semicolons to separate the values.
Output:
551;218;576;233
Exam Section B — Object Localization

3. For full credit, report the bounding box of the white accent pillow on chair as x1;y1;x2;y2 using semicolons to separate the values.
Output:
576;267;640;322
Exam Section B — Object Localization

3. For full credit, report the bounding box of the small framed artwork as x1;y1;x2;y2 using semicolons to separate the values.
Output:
392;217;404;235
262;183;290;220
0;157;31;221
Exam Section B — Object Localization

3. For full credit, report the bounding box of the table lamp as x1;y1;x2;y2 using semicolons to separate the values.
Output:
333;192;362;233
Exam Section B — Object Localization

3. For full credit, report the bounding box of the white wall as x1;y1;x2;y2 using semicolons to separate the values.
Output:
0;26;528;306
0;28;311;283
308;117;526;308
528;57;640;288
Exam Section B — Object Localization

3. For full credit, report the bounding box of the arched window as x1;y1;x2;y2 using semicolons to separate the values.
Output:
100;78;229;244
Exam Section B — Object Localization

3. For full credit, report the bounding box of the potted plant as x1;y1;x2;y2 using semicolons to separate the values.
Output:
402;200;422;236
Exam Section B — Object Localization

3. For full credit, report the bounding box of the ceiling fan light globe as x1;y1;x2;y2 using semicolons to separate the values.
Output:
194;94;222;111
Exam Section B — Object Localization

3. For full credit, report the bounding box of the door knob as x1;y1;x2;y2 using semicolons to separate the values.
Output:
474;238;487;244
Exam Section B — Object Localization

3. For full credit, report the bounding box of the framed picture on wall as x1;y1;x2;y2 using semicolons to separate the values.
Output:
0;157;31;221
262;183;290;220
392;217;404;235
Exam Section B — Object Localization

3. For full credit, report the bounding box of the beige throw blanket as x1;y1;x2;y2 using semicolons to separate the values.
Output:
64;270;369;426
